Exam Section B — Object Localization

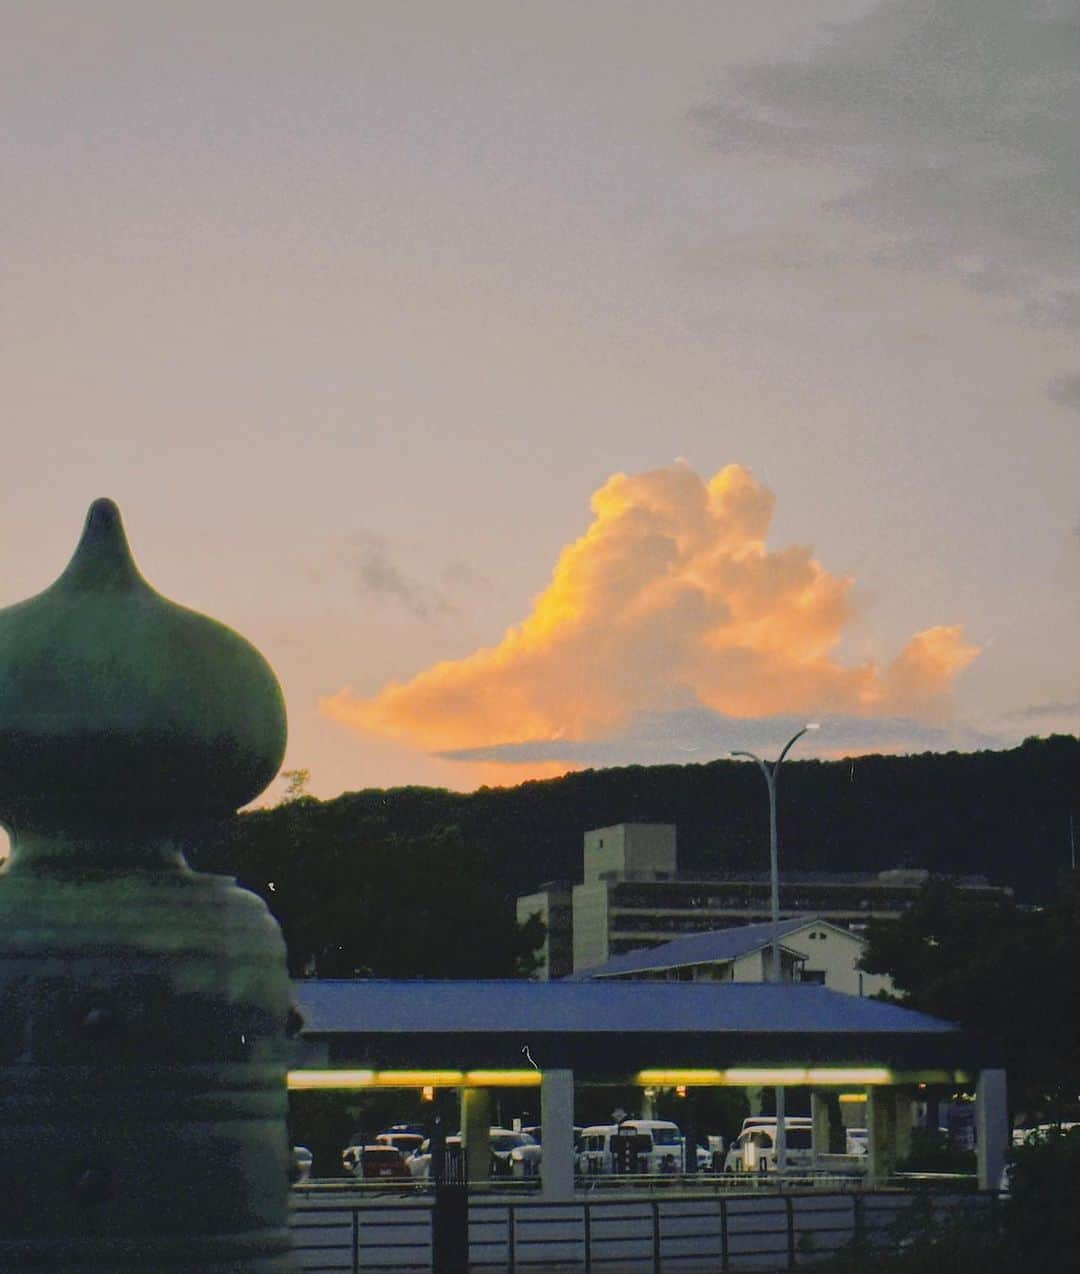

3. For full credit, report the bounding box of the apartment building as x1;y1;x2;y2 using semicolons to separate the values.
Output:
517;822;1011;978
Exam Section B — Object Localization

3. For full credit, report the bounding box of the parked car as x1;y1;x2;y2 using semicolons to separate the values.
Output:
373;1131;425;1159
485;1129;540;1177
407;1135;462;1179
521;1125;584;1150
290;1145;313;1184
408;1130;540;1178
740;1116;812;1134
723;1122;815;1173
342;1144;411;1180
846;1128;868;1156
577;1120;687;1174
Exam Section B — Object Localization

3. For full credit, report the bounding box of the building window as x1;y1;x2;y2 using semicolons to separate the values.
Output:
801;970;826;985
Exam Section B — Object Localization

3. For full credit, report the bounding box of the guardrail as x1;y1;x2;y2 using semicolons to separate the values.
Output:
290;1184;997;1272
300;1171;862;1198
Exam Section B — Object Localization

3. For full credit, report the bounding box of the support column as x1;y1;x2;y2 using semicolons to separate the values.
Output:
811;1091;843;1162
462;1088;492;1184
976;1068;1008;1192
867;1089;899;1185
895;1090;915;1165
540;1069;575;1200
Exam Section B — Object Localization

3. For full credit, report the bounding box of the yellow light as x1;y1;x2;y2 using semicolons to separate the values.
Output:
422;1086;435;1102
805;1068;892;1086
839;1093;869;1104
287;1069;377;1090
287;1068;545;1090
635;1067;897;1088
375;1071;465;1088
724;1069;809;1085
636;1070;725;1087
464;1070;542;1087
675;1085;687;1099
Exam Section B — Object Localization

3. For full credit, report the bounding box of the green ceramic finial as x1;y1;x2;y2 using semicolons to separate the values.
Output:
0;499;287;869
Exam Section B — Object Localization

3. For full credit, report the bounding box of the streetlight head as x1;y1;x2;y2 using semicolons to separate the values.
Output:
805;722;821;731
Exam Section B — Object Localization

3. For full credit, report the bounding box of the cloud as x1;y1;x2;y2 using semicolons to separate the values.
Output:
436;708;998;768
1005;696;1080;721
351;531;454;622
322;464;979;769
693;0;1080;332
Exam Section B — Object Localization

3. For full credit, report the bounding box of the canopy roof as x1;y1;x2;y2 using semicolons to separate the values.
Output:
292;979;997;1080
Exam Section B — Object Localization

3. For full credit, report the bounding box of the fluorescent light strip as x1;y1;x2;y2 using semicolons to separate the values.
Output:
636;1068;894;1088
806;1068;891;1086
287;1069;377;1090
290;1066;897;1091
465;1070;542;1088
287;1069;542;1090
724;1069;811;1086
637;1070;725;1087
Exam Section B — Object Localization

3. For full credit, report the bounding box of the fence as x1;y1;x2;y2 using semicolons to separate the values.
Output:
291;1186;996;1272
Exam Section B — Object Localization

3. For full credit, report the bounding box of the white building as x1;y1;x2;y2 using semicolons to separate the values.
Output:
517;822;1011;978
568;915;893;997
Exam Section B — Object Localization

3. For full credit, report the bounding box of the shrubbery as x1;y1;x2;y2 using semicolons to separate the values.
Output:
810;1128;1080;1273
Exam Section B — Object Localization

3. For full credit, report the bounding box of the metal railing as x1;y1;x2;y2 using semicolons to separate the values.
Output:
290;1184;997;1272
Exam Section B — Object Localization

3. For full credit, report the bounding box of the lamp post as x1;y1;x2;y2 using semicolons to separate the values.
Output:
731;723;819;1179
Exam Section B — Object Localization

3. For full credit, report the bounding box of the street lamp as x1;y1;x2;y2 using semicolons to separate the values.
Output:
731;723;820;1178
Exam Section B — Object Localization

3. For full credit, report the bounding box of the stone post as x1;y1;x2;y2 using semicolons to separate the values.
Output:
867;1088;899;1185
811;1090;844;1161
461;1088;492;1184
540;1069;575;1200
976;1068;1008;1191
0;500;293;1271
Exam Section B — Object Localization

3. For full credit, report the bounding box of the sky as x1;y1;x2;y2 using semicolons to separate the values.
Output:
2;0;1078;804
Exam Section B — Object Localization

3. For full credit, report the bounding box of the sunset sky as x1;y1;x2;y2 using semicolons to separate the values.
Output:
3;0;1078;802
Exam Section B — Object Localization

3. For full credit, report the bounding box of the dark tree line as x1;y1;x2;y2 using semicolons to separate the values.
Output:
191;801;543;978
189;735;1078;978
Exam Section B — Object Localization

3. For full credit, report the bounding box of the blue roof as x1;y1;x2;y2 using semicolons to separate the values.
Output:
293;978;958;1038
567;918;816;980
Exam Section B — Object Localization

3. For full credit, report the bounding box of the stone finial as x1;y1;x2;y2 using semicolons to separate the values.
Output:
0;499;287;869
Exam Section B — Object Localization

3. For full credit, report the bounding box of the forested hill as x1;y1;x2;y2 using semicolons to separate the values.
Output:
203;736;1079;913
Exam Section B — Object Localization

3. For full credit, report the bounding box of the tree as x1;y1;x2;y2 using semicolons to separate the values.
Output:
193;811;544;979
277;768;312;803
859;877;1080;1120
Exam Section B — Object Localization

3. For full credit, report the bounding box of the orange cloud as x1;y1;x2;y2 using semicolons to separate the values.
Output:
321;464;979;758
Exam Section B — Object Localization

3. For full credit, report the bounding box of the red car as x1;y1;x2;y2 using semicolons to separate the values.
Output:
342;1144;410;1180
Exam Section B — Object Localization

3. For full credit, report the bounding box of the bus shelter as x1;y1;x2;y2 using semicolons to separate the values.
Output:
289;979;1005;1198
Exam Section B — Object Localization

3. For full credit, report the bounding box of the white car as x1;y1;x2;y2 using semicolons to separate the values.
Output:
407;1130;539;1179
291;1145;313;1184
577;1120;687;1175
406;1136;462;1179
845;1128;868;1156
490;1129;541;1176
723;1122;815;1173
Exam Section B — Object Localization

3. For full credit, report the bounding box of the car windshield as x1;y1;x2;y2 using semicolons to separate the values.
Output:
787;1129;813;1150
652;1129;681;1145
